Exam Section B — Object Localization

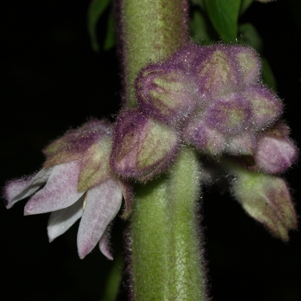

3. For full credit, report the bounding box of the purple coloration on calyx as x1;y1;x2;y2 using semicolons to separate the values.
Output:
110;109;179;181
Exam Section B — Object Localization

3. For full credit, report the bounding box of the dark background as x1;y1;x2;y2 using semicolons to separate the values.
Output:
1;0;301;300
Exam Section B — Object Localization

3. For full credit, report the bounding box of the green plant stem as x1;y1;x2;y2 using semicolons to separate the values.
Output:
121;0;189;107
120;0;207;299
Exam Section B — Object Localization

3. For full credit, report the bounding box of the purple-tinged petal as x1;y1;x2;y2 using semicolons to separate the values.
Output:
99;226;113;260
5;168;53;209
243;86;283;130
77;179;122;259
255;135;298;174
47;195;84;242
24;160;84;215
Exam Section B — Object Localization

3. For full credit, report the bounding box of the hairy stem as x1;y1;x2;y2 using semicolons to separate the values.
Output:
119;0;208;299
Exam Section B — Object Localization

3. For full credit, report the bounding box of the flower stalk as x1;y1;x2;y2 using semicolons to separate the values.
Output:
119;0;207;299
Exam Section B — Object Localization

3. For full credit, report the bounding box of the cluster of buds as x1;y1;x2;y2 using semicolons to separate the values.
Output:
111;43;298;240
4;43;298;259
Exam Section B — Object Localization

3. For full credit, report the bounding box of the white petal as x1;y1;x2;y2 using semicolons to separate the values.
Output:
5;168;53;209
77;179;122;259
24;161;84;215
47;195;84;242
99;226;113;260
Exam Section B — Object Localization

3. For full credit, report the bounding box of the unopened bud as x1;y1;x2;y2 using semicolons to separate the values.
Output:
254;124;298;174
243;86;283;130
231;166;297;241
111;110;179;181
231;46;261;86
192;45;239;99
136;64;196;123
205;93;251;135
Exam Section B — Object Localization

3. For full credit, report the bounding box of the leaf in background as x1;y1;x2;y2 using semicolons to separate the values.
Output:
104;12;116;50
204;0;241;42
238;23;263;51
262;58;277;90
88;0;111;52
240;0;254;15
190;0;205;10
100;255;124;301
190;10;214;45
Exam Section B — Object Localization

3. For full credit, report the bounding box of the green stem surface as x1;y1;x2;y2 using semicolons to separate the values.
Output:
120;0;207;299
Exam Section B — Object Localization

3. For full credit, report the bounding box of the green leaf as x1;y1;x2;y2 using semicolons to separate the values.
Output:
190;10;214;45
104;12;116;50
240;0;254;15
87;0;111;52
238;23;263;51
262;58;277;90
190;0;205;9
204;0;241;42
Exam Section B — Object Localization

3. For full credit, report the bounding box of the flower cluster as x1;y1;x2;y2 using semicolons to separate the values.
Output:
111;43;298;240
4;43;298;259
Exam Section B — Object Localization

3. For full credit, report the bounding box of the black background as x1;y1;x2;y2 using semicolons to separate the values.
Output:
1;0;301;300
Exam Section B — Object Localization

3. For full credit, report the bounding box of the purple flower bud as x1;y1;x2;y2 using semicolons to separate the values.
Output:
111;109;179;181
243;86;283;130
183;117;225;155
168;43;205;72
136;63;197;123
205;93;252;135
230;45;261;86
225;133;256;155
43;119;112;168
254;124;298;174
192;45;240;99
231;167;297;241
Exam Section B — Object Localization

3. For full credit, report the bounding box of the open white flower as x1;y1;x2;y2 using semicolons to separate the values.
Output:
4;120;131;259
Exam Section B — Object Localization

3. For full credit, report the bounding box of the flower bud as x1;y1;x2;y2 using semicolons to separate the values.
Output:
43;120;112;168
231;167;297;241
205;93;252;135
225;133;256;155
111;110;179;181
243;86;283;130
231;46;261;86
254;124;298;174
136;64;196;123
183;117;225;155
192;45;239;99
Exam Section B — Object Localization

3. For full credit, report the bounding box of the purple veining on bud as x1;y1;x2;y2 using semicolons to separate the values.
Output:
192;45;240;99
231;45;261;86
231;167;297;241
183;117;225;155
254;123;298;174
43;119;112;168
136;63;197;123
205;93;252;135
111;109;179;181
168;43;205;72
243;86;283;130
